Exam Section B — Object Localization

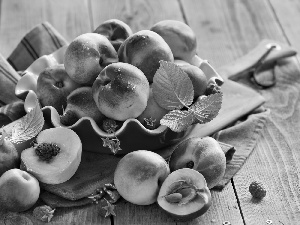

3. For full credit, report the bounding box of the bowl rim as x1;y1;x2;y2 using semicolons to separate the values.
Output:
16;45;223;138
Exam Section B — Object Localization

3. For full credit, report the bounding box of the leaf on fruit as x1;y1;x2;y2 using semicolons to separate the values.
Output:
9;100;44;144
161;92;222;132
189;92;222;124
152;60;194;110
160;110;195;132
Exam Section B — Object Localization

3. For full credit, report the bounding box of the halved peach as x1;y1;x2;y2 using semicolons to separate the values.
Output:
157;168;211;221
21;127;82;184
169;137;226;189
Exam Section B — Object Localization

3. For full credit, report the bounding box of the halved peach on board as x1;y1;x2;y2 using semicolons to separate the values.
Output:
21;127;82;184
169;137;226;189
157;168;211;221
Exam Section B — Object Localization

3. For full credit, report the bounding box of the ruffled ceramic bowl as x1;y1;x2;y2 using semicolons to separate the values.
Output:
15;46;223;155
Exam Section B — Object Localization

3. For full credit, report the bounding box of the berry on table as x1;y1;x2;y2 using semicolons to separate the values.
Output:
249;181;266;199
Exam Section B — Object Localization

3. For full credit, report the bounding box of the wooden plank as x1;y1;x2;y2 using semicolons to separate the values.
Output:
90;0;184;32
181;0;286;68
0;0;92;58
1;0;298;224
270;0;300;55
233;57;300;225
182;0;300;224
0;203;112;225
114;185;243;225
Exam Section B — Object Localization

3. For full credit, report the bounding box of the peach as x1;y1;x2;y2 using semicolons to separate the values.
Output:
0;169;40;212
60;86;105;126
157;168;211;221
0;133;19;176
137;86;169;129
15;45;68;100
93;19;133;51
21;127;82;184
178;64;208;98
150;20;197;64
92;62;150;121
36;64;82;114
114;150;170;205
118;30;174;83
64;33;118;85
169;137;226;189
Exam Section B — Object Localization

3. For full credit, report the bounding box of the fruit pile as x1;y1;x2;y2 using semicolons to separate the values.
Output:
113;136;226;221
0;19;226;221
19;19;223;135
0;127;82;213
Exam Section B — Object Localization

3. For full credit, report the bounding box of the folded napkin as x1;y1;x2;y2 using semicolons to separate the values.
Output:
0;22;282;208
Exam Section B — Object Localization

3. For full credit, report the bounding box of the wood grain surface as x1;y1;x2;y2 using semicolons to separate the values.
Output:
1;0;300;224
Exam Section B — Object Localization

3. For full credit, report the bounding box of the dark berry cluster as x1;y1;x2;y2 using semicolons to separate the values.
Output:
60;110;79;126
35;143;61;162
249;181;266;199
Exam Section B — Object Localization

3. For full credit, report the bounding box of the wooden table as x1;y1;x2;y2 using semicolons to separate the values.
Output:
1;0;300;224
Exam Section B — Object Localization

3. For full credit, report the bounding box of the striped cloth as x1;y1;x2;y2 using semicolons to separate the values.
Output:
7;22;67;72
0;22;67;126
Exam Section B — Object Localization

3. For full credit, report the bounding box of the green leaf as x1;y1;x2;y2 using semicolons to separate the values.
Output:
189;92;222;124
160;92;223;132
9;100;44;144
160;110;195;132
153;61;194;110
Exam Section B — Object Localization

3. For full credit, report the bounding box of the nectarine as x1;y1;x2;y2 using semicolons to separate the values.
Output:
114;150;170;205
169;137;226;189
157;168;211;221
118;30;174;83
92;62;150;121
137;86;169;129
0;169;40;212
150;20;197;64
36;64;81;114
93;19;133;51
0;133;19;176
21;127;82;184
178;64;208;98
60;86;105;126
64;33;118;85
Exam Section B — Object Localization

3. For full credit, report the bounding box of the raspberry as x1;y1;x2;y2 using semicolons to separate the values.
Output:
60;110;79;126
249;181;266;199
